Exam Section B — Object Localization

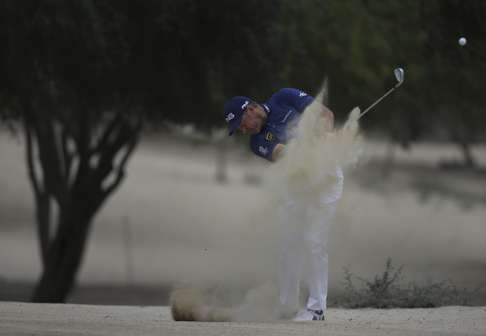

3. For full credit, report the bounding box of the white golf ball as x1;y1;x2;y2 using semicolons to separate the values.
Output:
458;37;467;46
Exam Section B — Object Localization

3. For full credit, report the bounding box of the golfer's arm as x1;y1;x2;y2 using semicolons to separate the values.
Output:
271;104;333;162
271;143;286;161
319;104;334;130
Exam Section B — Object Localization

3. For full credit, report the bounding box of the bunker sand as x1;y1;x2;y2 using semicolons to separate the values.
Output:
1;302;486;336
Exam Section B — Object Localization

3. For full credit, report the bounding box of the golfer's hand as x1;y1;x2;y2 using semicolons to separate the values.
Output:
321;105;334;131
272;143;285;161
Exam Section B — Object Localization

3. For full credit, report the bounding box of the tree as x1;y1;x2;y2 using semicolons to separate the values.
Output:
0;0;147;302
0;0;281;302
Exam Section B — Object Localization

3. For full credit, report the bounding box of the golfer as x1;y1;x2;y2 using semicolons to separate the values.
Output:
223;88;343;321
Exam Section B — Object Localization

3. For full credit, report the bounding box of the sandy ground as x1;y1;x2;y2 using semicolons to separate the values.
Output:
1;301;486;336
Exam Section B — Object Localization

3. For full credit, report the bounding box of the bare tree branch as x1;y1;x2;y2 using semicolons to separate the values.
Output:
24;121;43;197
70;108;93;192
102;123;141;197
33;116;68;205
90;112;123;156
91;121;132;178
24;119;51;268
61;128;75;187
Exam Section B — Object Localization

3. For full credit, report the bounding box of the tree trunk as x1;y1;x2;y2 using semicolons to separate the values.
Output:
24;110;141;303
458;140;476;168
215;139;228;183
453;104;477;168
35;194;51;269
31;210;93;302
450;119;477;168
207;59;228;184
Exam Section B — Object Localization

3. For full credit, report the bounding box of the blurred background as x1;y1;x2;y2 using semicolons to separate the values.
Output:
0;0;485;306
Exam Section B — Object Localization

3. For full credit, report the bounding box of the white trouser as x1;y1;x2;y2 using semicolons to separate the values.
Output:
278;168;343;313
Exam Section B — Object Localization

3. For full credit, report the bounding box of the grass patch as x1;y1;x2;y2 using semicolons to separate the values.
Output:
339;258;474;308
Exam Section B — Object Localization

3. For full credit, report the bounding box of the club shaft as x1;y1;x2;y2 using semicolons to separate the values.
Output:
359;85;398;119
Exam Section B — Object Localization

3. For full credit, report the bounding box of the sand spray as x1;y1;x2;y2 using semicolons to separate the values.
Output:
171;86;363;321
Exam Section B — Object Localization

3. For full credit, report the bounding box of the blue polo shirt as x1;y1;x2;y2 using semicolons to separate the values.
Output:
250;88;314;161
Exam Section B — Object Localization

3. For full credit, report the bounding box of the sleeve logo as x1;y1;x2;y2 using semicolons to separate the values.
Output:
258;146;268;155
225;113;235;122
299;91;307;97
265;132;274;141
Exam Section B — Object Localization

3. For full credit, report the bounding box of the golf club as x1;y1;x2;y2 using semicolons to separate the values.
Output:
358;67;404;119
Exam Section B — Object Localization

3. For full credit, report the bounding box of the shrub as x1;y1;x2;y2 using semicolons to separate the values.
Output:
339;258;473;308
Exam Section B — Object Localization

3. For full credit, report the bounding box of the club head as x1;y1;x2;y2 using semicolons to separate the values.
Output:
394;68;404;86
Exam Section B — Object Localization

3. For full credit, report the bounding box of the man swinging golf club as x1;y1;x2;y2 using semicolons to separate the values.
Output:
223;70;403;321
224;88;341;321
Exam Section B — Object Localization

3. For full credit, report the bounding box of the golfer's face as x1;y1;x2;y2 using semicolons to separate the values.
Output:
239;103;266;134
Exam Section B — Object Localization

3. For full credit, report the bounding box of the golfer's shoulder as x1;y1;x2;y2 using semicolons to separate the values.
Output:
271;87;304;100
270;88;313;110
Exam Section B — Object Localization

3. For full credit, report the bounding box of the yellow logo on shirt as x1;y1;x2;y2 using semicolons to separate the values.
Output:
265;132;274;141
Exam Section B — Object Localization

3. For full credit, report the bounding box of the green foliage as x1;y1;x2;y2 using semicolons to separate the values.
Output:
1;0;485;150
340;258;474;308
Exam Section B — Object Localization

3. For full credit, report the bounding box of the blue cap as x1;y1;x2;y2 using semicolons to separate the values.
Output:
224;96;251;135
